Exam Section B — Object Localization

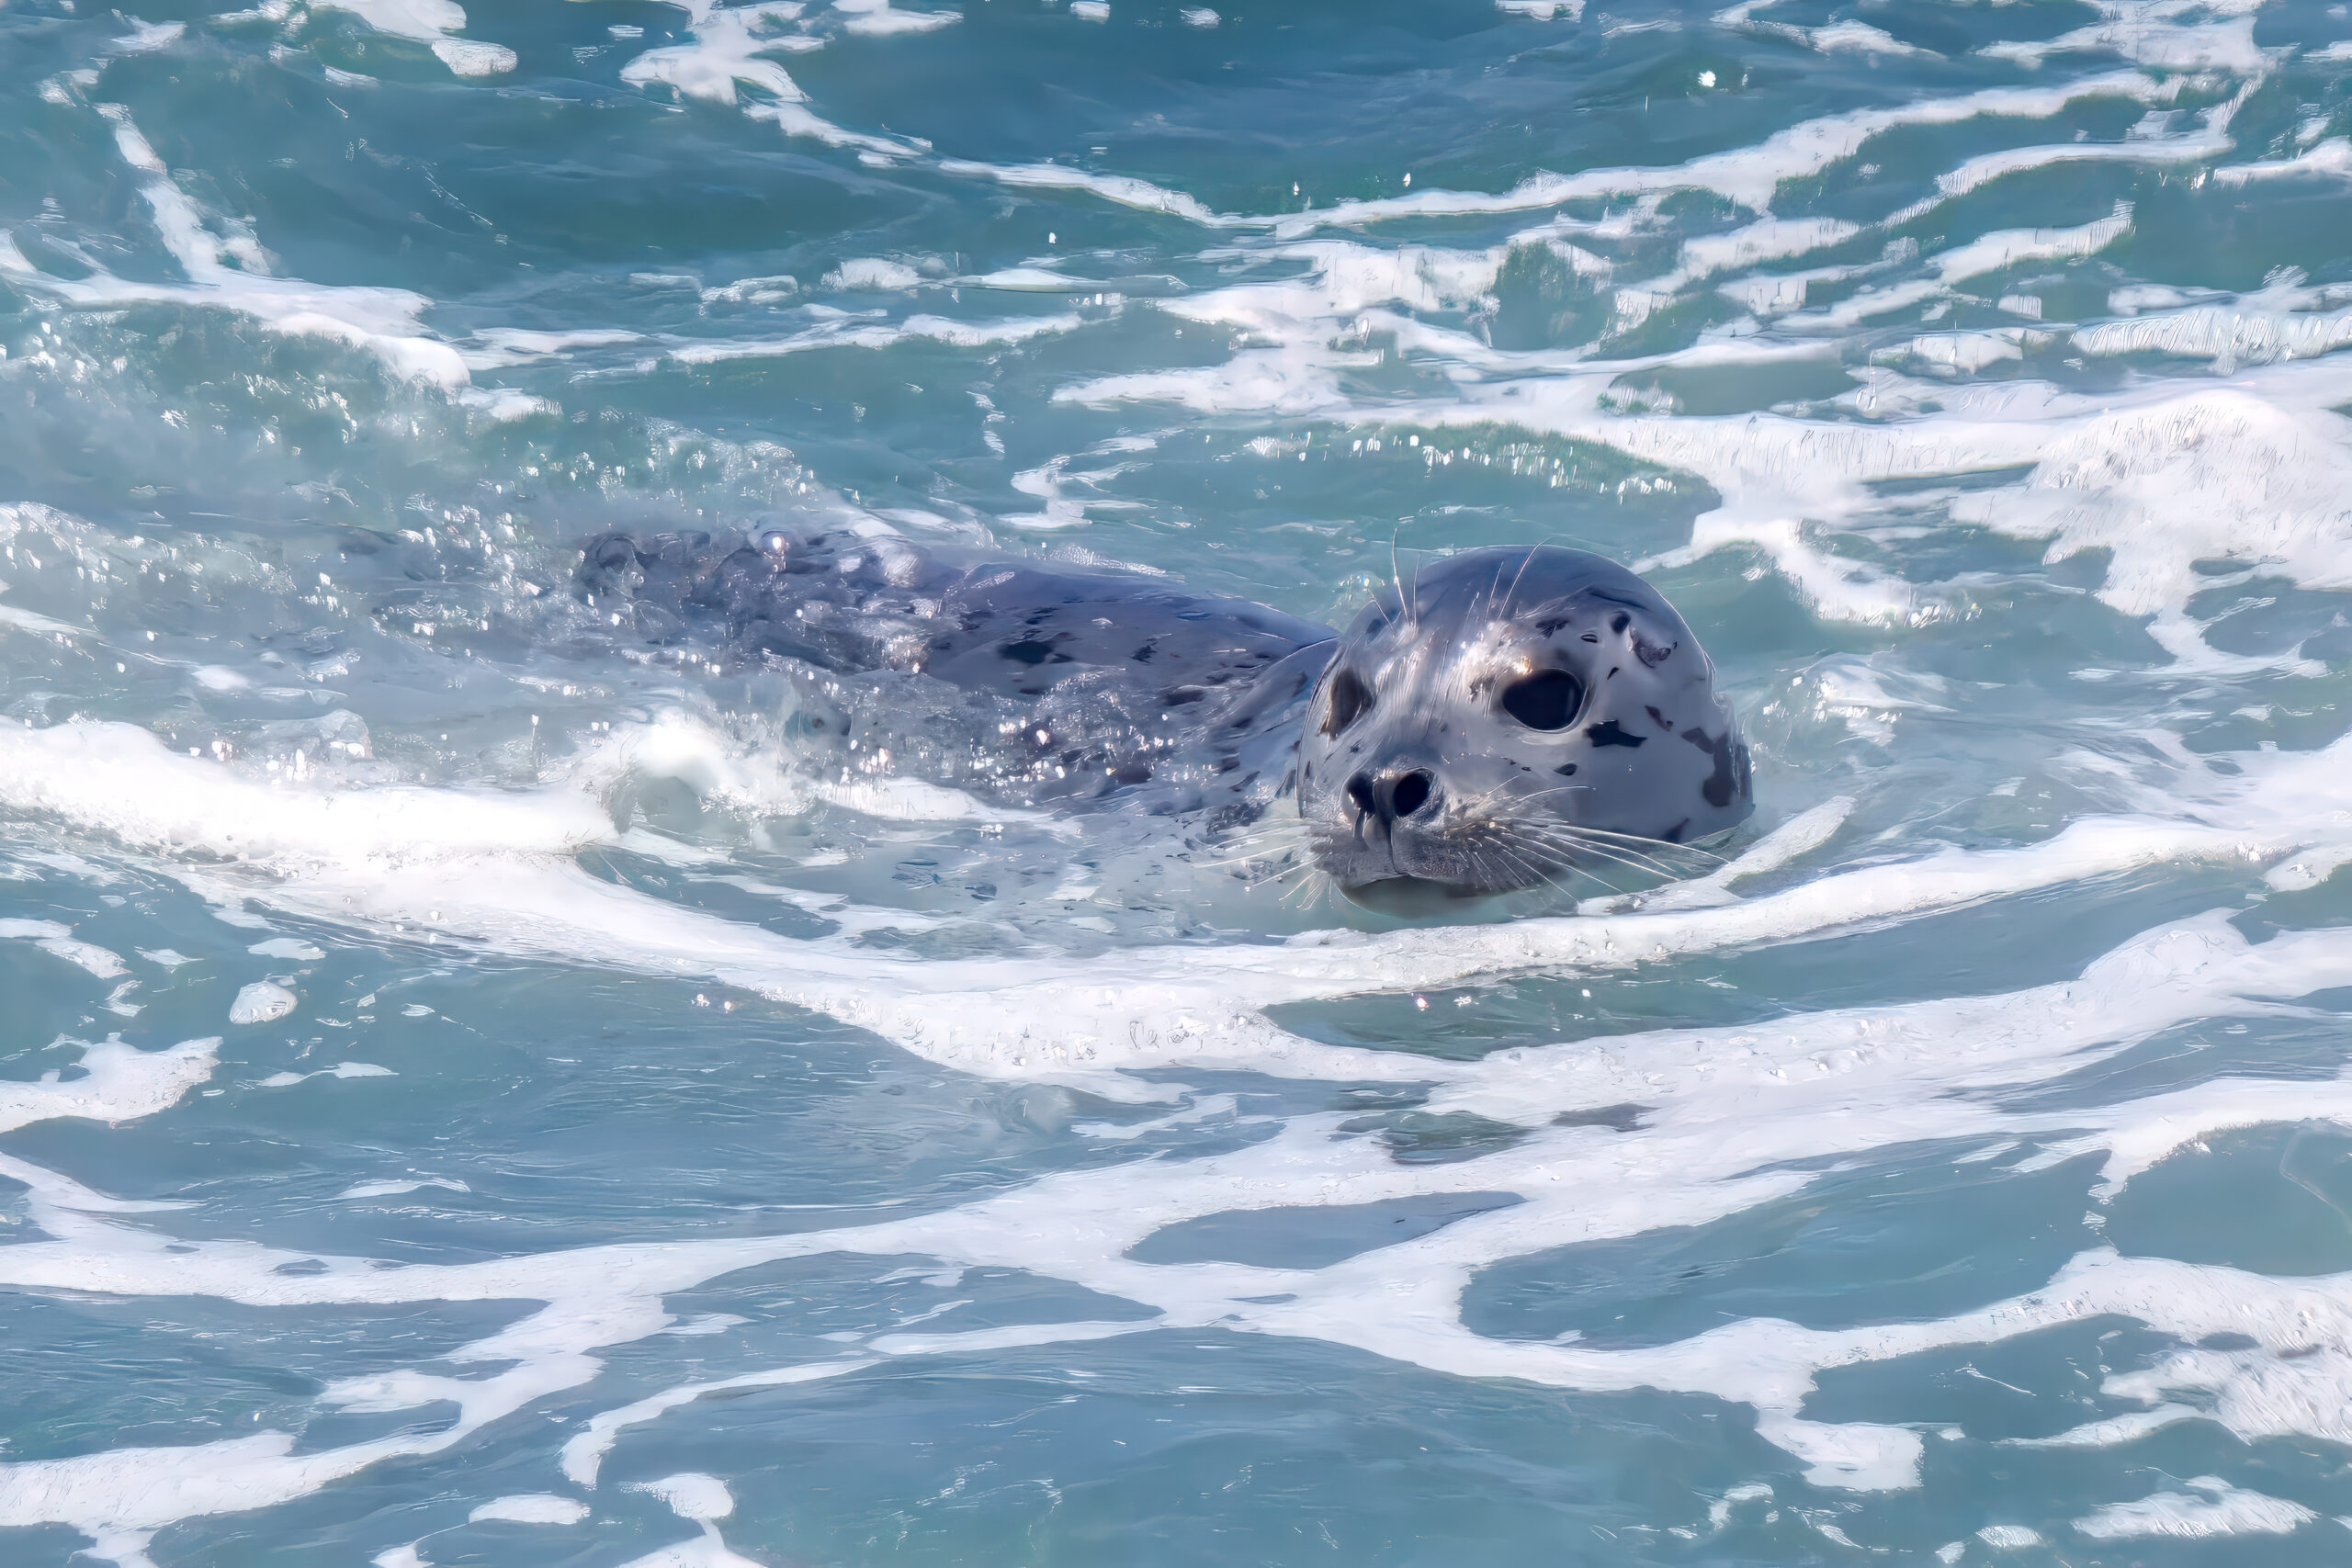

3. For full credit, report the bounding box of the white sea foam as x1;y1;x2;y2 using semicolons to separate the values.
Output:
311;0;519;73
1057;347;1353;415
835;0;961;35
1368;353;2352;662
1890;95;2245;223
822;256;925;290
936;161;1221;222
229;980;299;1025
1670;217;1859;283
0;719;615;869
1272;73;2174;233
111;20;186;53
258;1062;393;1088
620;2;809;104
8;706;2352;1557
462;328;647;369
2215;136;2352;183
0;107;469;388
2072;1478;2317;1540
2073;299;2352;366
561;1362;873;1486
1982;0;2269;73
469;1493;590;1525
0;600;91;637
10;709;2347;1088
1806;19;1929;56
0;918;128;978
666;310;1080;364
1934;203;2133;285
337;1177;469;1199
0;1035;217;1140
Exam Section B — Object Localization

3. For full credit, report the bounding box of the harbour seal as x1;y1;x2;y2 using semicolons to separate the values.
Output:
575;525;1751;896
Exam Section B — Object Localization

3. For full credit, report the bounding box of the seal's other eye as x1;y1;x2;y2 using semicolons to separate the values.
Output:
1500;669;1582;730
1321;669;1374;736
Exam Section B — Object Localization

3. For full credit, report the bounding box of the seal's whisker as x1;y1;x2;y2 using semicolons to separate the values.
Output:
1519;829;1687;882
1504;824;1680;882
1387;524;1412;631
1543;821;1731;863
1498;831;1642;884
1500;535;1566;620
1467;838;1537;897
1445;801;1690;881
1489;810;1728;871
1459;821;1611;897
1504;837;1617;897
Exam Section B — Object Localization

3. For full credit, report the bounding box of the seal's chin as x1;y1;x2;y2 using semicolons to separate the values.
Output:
1340;874;1498;913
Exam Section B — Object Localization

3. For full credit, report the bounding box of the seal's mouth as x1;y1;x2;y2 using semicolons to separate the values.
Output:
1306;817;1531;897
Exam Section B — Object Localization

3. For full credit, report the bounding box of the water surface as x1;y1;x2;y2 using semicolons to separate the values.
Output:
8;0;2352;1562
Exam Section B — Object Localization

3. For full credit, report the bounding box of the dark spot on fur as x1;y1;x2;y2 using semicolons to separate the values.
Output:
1646;705;1672;731
1554;761;1578;776
1587;720;1645;748
1131;643;1156;661
1679;727;1744;808
1002;639;1055;665
1114;764;1152;785
1162;686;1206;706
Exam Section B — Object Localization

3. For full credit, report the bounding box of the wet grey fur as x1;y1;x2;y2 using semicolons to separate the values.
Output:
576;526;1751;894
1294;546;1752;893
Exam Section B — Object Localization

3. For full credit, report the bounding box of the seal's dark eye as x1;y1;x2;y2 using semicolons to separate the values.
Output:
1321;669;1374;736
1500;670;1582;730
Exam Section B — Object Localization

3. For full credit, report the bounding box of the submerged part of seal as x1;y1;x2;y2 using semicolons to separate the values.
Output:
574;527;1751;894
1294;547;1752;893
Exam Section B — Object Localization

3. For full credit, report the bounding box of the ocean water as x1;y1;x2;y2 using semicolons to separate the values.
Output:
10;0;2352;1562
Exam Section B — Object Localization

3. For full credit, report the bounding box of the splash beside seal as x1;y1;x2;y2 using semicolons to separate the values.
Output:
576;527;1753;896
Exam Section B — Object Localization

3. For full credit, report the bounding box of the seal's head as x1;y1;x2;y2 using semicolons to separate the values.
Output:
1295;546;1751;895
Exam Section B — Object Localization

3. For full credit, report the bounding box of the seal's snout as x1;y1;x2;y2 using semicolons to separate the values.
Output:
1346;767;1437;826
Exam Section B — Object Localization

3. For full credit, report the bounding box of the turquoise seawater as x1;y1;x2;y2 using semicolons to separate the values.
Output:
11;0;2352;1562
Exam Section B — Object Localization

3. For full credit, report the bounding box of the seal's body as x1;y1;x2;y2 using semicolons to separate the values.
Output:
578;527;1751;894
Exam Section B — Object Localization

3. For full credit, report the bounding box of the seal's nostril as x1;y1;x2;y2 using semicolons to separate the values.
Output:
1392;770;1433;818
1345;774;1378;819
